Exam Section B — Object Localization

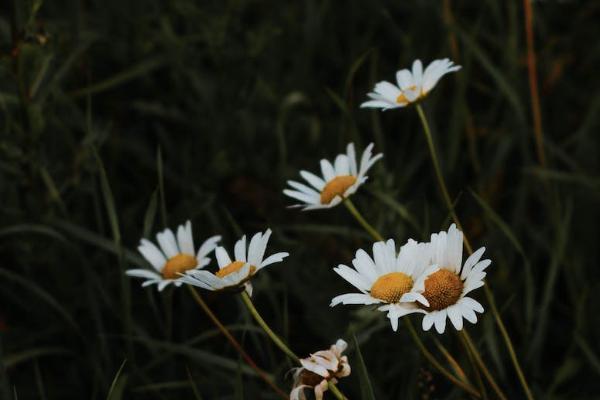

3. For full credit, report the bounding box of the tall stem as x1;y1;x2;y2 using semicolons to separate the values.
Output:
344;199;384;242
188;287;288;399
405;318;481;398
240;291;346;400
415;104;533;400
344;199;480;398
461;331;508;400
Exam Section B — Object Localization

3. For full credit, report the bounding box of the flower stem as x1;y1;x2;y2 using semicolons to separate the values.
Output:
343;199;480;398
461;330;508;400
344;199;384;242
188;287;288;399
240;291;347;398
415;104;533;400
405;318;481;398
240;291;300;364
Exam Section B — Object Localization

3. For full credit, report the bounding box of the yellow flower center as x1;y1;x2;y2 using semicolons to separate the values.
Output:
216;260;257;278
396;85;420;104
320;175;357;204
421;269;464;311
370;272;414;303
162;253;198;279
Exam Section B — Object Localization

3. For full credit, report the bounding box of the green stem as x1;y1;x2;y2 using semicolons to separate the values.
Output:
344;199;384;242
240;291;347;398
343;199;480;398
240;291;300;364
405;318;481;398
328;381;346;400
461;331;507;400
416;104;533;399
188;287;288;399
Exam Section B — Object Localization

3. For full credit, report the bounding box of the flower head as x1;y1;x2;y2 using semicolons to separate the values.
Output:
290;339;351;400
420;224;491;334
361;58;461;110
283;143;382;210
330;239;438;331
126;221;221;291
180;229;288;296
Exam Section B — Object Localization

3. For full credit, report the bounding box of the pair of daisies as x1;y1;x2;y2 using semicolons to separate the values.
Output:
126;222;289;296
331;224;490;334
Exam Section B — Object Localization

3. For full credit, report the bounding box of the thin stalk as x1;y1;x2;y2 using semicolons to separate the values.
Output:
461;331;508;400
415;104;534;400
240;291;347;398
459;332;488;400
343;199;480;398
344;199;384;242
523;0;546;167
188;287;288;399
406;319;481;398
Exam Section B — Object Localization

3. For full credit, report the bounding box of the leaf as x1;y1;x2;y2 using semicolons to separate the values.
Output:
4;347;72;369
353;335;376;400
106;359;127;400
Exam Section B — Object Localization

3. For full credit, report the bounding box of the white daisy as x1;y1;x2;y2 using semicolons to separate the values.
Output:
125;220;221;291
290;339;351;400
283;142;382;210
330;238;438;331
420;224;491;334
179;229;288;296
360;58;461;110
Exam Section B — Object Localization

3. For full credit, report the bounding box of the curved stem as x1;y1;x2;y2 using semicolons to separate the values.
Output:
461;331;507;400
458;332;488;400
187;287;288;399
344;199;384;242
240;291;347;398
416;104;533;400
405;318;481;398
343;199;480;398
240;291;300;364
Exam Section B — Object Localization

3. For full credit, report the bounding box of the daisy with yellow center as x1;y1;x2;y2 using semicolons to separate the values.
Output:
180;229;289;296
290;339;351;400
283;142;382;210
125;220;221;291
420;224;491;334
330;239;438;331
360;58;461;110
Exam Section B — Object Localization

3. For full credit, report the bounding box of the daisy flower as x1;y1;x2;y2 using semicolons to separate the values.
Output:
179;229;288;296
360;58;461;110
420;224;491;334
283;142;382;210
290;339;351;400
125;221;221;291
330;239;438;331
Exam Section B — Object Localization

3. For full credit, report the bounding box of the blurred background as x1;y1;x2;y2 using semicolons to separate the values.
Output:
1;0;599;398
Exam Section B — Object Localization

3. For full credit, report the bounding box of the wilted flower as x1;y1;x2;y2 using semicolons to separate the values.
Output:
283;143;382;210
126;221;220;291
290;339;351;400
420;224;490;334
360;58;461;110
330;239;438;331
180;229;288;296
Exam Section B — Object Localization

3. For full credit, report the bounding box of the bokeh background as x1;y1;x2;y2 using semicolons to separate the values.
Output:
1;0;600;398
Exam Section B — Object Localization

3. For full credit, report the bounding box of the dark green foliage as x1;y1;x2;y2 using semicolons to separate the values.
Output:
1;0;599;398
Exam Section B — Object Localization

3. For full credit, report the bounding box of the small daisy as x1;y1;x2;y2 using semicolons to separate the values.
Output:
290;339;351;400
360;58;461;110
126;221;221;291
179;229;288;296
330;239;438;331
420;224;491;334
283;143;382;210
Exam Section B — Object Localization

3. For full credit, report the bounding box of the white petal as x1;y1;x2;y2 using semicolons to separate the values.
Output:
157;280;171;291
258;252;288;269
248;229;271;266
333;264;371;291
351;252;378;284
422;313;435;331
287;180;320;196
138;239;167;271
346;143;358;176
283;189;320;205
156;229;179;258
177;221;195;256
196;235;221;259
234;235;247;262
215;247;232;268
447;305;464;330
330;293;379;306
126;269;161;280
320;159;336;181
434;310;448;334
300;170;326;191
461;297;484;313
461;247;486;280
